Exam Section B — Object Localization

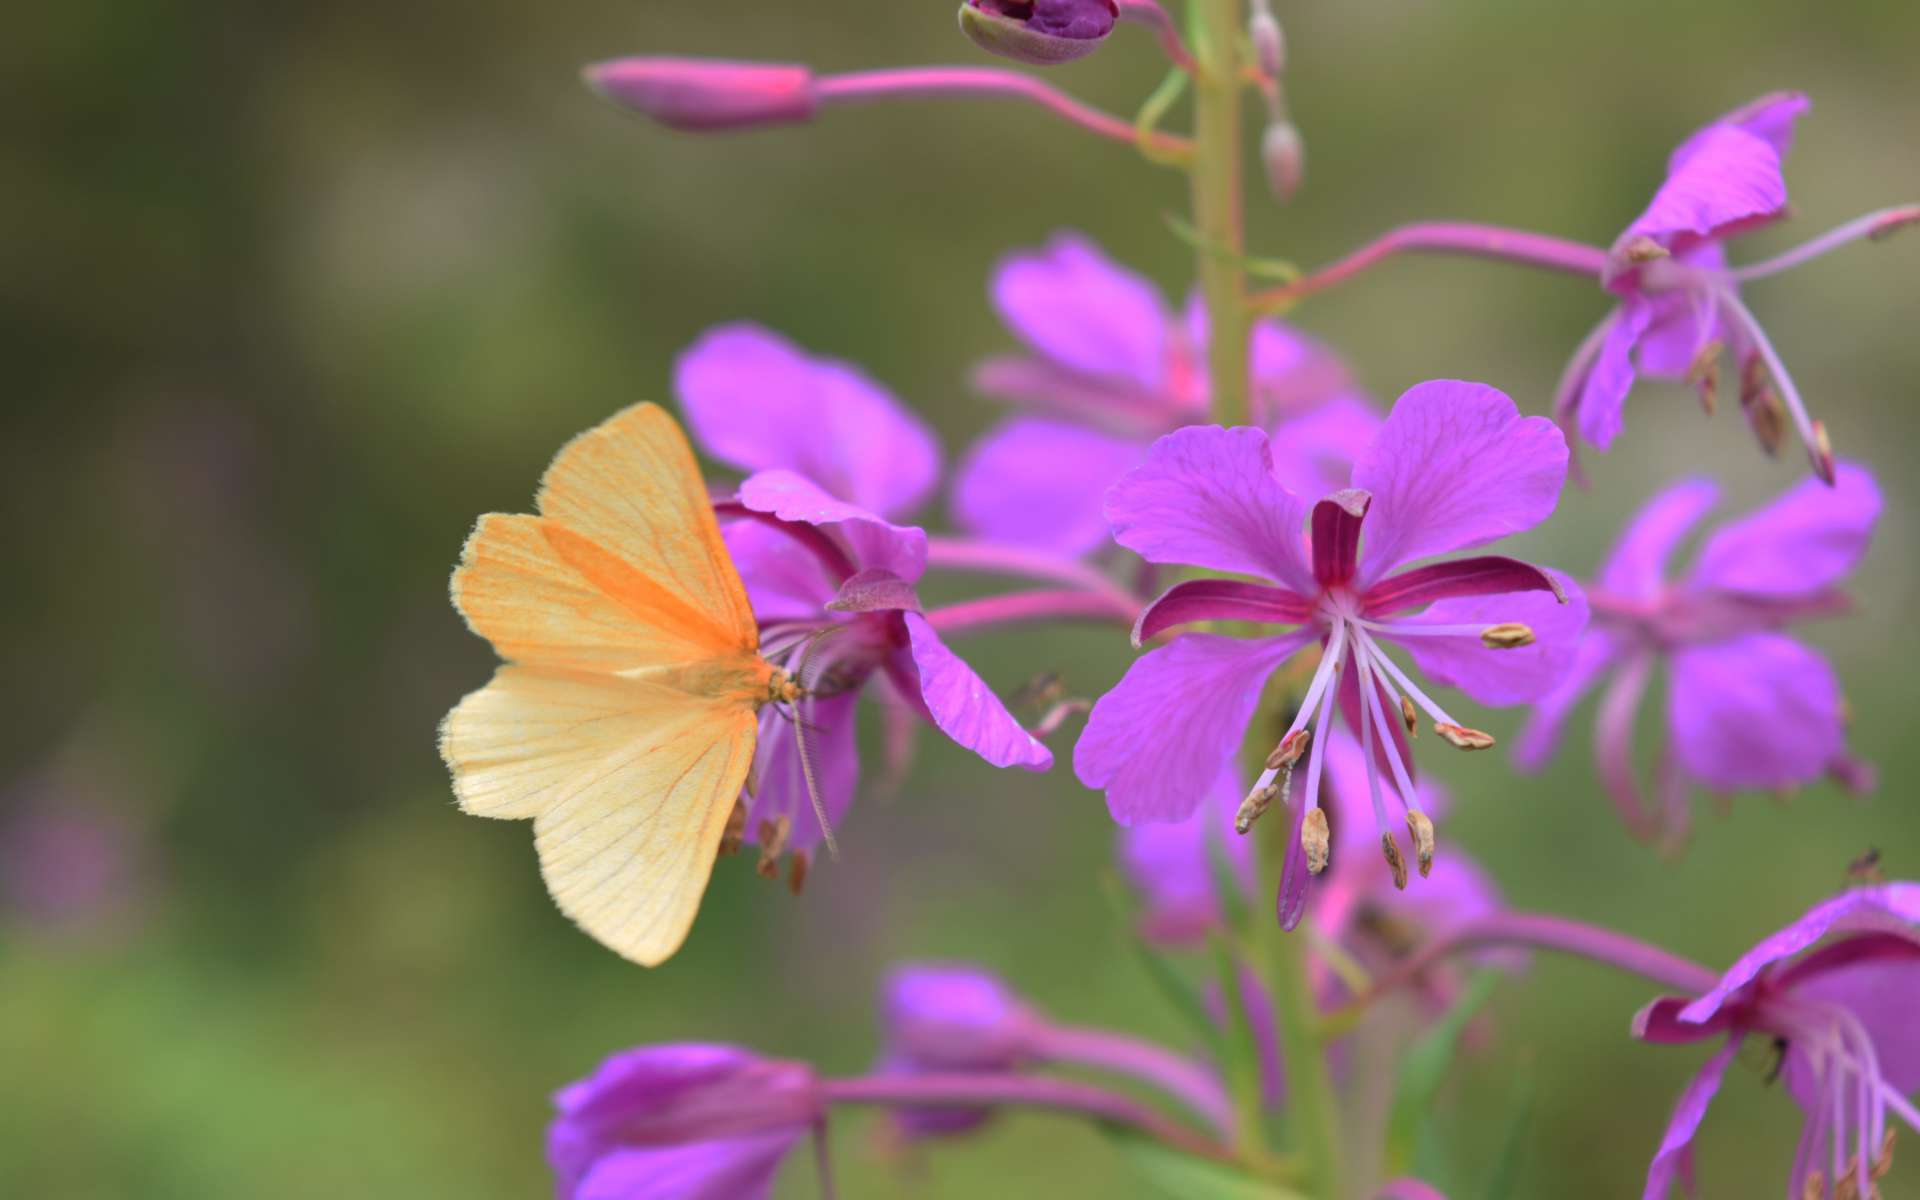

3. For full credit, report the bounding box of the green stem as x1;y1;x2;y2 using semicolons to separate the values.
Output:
1189;0;1252;428
1188;1;1337;1191
1253;827;1345;1198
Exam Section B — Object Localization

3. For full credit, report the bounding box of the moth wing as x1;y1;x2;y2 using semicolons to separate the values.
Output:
534;402;758;654
439;665;757;966
451;513;742;674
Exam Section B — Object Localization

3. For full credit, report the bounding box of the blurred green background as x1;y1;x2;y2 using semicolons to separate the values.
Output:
4;1;1916;1196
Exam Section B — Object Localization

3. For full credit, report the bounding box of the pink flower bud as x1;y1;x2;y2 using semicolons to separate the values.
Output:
1261;120;1305;202
1250;8;1285;78
959;0;1119;66
582;58;818;132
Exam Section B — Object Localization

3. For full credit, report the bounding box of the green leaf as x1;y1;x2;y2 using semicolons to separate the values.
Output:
1383;970;1500;1177
1104;1127;1309;1200
1162;213;1302;282
1133;66;1191;165
1482;1063;1536;1200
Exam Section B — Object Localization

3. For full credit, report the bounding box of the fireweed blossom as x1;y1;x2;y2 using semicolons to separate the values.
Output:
1633;884;1920;1200
675;322;942;522
1076;381;1587;928
547;1044;823;1200
953;233;1380;557
1556;92;1920;481
714;470;1051;877
1118;732;1503;965
875;963;1233;1138
1516;464;1880;847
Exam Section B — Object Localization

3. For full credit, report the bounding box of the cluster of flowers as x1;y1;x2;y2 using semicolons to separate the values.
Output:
472;3;1918;1197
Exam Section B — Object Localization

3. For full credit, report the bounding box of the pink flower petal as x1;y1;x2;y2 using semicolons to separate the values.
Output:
1666;633;1842;791
1264;394;1381;497
1133;578;1313;646
950;417;1144;557
1513;629;1620;772
898;612;1051;771
1310;489;1371;587
1687;462;1880;600
1389;575;1591;707
993;233;1171;391
1573;300;1652;451
1363;556;1565;618
677;323;941;519
1618;125;1789;257
1678;883;1920;1025
736;469;928;582
1782;955;1920;1098
1105;425;1316;593
1352;381;1569;584
1598;478;1721;601
1640;1040;1742;1200
1669;92;1809;174
1075;631;1314;825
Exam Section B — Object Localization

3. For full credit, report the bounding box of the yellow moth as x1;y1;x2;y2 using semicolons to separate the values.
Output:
439;402;798;967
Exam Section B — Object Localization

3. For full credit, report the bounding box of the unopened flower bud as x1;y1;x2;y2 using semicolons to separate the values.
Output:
1400;696;1418;737
1302;808;1331;874
959;0;1119;66
1381;831;1408;890
583;58;819;132
756;815;791;878
1405;810;1435;878
1265;728;1312;771
1262;120;1305;203
1249;7;1285;78
1809;420;1837;486
1480;622;1536;649
1435;723;1496;751
1235;783;1281;835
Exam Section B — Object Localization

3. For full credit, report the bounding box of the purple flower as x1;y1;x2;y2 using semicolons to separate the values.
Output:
1557;93;1919;481
960;0;1120;65
953;233;1379;557
877;964;1042;1136
877;962;1233;1138
1631;884;1920;1199
1118;732;1506;964
677;322;942;520
1516;464;1879;847
1075;381;1586;929
547;1043;822;1200
719;471;1049;868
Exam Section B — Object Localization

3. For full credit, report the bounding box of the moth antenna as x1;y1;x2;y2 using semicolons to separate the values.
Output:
789;695;839;861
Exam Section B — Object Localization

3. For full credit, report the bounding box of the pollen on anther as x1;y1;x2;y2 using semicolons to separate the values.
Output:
787;850;810;896
1236;783;1281;836
755;816;791;878
1380;831;1409;890
1435;723;1496;751
1405;810;1435;877
1400;696;1418;737
1480;622;1536;649
1265;728;1312;771
1303;808;1331;874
